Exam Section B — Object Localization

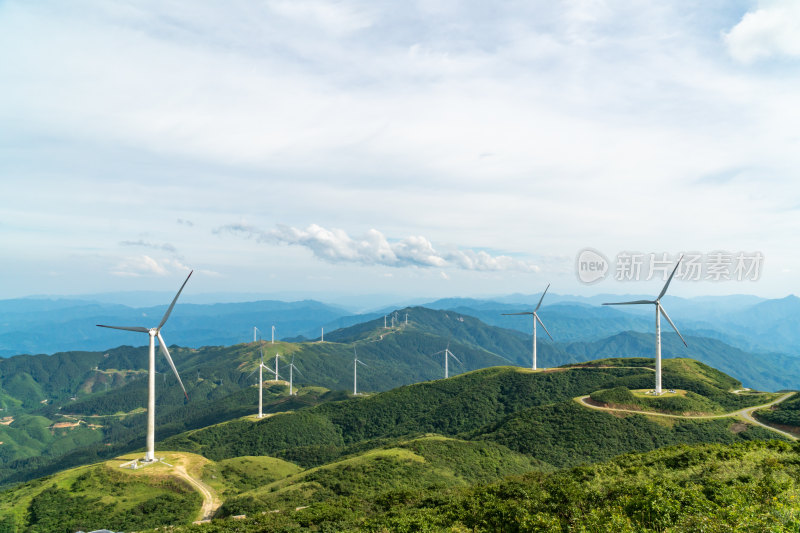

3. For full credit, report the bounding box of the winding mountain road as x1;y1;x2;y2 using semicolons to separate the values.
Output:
576;392;797;441
173;465;221;521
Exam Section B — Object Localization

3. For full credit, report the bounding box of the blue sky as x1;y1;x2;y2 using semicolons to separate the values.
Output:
2;0;800;302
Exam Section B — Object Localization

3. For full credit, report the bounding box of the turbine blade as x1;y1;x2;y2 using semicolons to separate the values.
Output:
157;270;193;330
501;312;534;316
534;283;550;312
261;363;277;376
247;367;258;378
157;332;188;400
602;300;655;306
357;359;368;367
659;305;688;347
292;364;304;377
657;255;683;301
449;352;463;366
97;325;149;333
535;313;554;341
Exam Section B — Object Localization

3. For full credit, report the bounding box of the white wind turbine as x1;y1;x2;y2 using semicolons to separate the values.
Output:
247;348;276;418
271;325;276;344
253;326;260;343
353;346;367;395
284;354;303;395
502;284;553;371
603;256;687;395
273;353;281;381
97;271;192;463
433;342;462;379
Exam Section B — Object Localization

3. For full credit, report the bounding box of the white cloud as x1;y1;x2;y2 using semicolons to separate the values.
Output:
725;0;800;63
215;223;539;272
120;240;177;253
111;255;220;278
112;255;168;277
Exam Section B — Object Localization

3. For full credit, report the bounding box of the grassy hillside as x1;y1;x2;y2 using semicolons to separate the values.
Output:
134;440;800;532
0;452;203;532
756;395;800;436
202;455;303;497
218;436;544;517
165;360;783;472
163;365;650;463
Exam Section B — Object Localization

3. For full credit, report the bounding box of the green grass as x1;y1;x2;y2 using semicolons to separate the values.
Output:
134;440;800;532
203;456;302;496
755;394;800;432
588;386;765;415
0;453;203;532
218;436;545;517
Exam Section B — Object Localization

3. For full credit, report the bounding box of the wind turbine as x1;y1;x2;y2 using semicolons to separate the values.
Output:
247;348;276;418
502;284;553;371
603;256;687;395
253;326;260;343
432;342;462;379
271;325;276;344
353;346;367;395
97;271;191;463
284;354;303;395
321;327;324;342
273;353;281;381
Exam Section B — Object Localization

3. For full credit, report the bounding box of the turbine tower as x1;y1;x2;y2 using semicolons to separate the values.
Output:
247;348;276;418
271;325;275;344
273;353;281;381
285;354;302;395
253;326;259;343
353;346;367;395
97;271;192;463
502;284;553;371
433;342;462;379
603;256;687;395
321;327;324;342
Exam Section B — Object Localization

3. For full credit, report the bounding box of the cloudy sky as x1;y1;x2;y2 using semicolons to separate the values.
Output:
2;0;800;303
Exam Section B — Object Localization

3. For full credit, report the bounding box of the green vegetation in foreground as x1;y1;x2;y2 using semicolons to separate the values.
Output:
756;394;800;435
137;440;800;532
218;436;544;517
0;453;203;532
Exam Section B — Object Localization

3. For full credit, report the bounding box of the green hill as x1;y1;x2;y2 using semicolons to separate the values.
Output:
0;452;205;532
755;395;800;436
218;436;544;517
156;440;800;532
164;360;784;472
0;356;795;532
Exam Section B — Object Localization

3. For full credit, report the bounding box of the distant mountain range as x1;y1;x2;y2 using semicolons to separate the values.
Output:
2;292;798;357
